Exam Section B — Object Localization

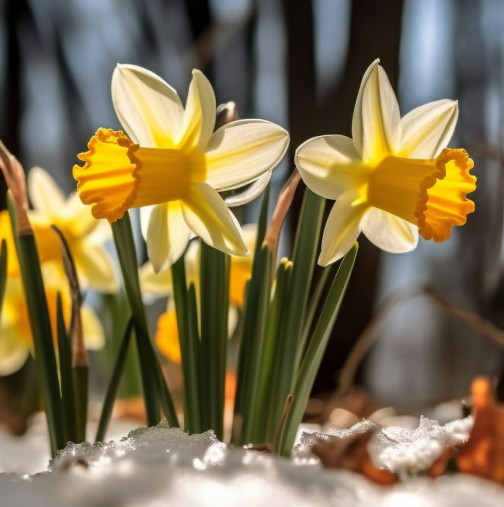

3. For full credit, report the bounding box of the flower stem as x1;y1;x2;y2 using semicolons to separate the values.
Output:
111;213;163;427
276;244;358;456
199;242;229;439
7;193;65;456
56;293;75;443
95;316;134;442
266;189;325;439
171;256;201;433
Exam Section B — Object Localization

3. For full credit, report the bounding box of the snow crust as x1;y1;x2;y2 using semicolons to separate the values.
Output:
0;417;503;506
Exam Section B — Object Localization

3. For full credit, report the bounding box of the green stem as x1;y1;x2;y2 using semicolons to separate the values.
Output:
277;244;358;456
7;194;65;456
232;188;270;444
171;254;201;433
260;259;292;443
56;293;74;443
239;245;272;443
297;264;335;366
111;213;161;426
95;317;134;442
267;189;325;438
199;242;229;439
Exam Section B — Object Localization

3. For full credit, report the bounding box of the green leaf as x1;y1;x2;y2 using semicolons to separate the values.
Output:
95;316;134;442
7;192;65;456
267;189;325;437
56;292;74;443
253;257;292;443
199;242;229;439
232;188;270;444
276;243;358;456
171;254;201;433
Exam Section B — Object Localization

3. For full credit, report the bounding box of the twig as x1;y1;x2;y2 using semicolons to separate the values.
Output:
335;285;504;399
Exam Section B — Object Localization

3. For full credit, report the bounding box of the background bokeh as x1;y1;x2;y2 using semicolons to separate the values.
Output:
0;0;503;411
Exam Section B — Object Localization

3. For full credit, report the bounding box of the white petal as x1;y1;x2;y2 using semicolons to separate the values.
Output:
181;183;247;257
145;202;191;272
318;193;366;266
295;135;369;200
140;204;155;239
399;99;458;158
74;245;118;292
225;171;272;208
112;64;184;147
139;262;173;296
361;208;418;253
205;119;289;190
28;167;66;218
352;60;400;161
81;304;105;350
178;69;216;152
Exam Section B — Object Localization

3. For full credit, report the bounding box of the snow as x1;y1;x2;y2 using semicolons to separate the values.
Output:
0;416;503;506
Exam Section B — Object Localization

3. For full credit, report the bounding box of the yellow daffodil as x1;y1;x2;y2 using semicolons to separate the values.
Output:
74;64;289;272
296;60;476;266
140;225;257;364
0;168;116;291
26;167;117;292
0;262;104;376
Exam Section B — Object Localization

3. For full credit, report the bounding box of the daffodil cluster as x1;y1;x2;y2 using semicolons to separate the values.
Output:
0;58;477;456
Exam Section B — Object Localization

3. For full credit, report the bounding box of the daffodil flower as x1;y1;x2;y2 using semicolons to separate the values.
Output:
295;59;476;266
0;168;117;292
0;262;104;376
74;65;289;272
24;167;116;292
140;225;257;364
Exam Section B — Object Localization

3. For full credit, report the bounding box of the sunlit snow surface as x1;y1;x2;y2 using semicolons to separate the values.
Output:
1;417;503;506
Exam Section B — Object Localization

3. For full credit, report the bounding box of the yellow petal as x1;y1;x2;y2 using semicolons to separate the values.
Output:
367;149;475;243
318;193;366;266
352;60;400;162
178;69;216;152
74;245;118;292
399;99;458;159
0;326;30;376
64;192;111;240
143;201;191;272
139;261;173;296
73;128;140;222
112;64;184;148
155;306;181;365
81;304;105;350
229;223;256;307
27;167;66;219
361;208;418;253
295;134;369;200
0;210;21;276
205;119;289;191
182;183;248;257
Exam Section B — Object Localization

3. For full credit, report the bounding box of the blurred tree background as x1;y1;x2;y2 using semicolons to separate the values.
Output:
0;0;503;412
